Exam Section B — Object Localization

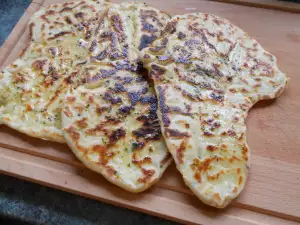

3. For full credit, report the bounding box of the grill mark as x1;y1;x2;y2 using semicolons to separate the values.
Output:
103;116;121;125
137;112;159;126
141;118;160;128
96;106;110;115
60;1;85;13
64;16;73;25
75;12;84;19
109;32;119;52
142;22;158;33
190;26;218;54
118;105;132;115
48;31;72;41
49;47;58;56
128;92;141;105
103;92;122;104
109;51;122;60
20;44;30;57
115;60;142;72
149;64;165;81
87;69;116;83
108;128;126;146
66;96;76;102
64;126;80;140
40;15;50;23
140;9;160;33
206;145;219;152
238;176;243;185
177;68;212;88
160;153;172;168
64;71;78;84
140;95;156;105
132;127;160;140
32;59;47;71
111;83;126;93
92;145;115;166
149;37;168;52
60;7;72;12
174;85;203;102
85;26;92;40
204;131;214;137
138;168;155;183
164;128;190;138
63;106;73;117
212;63;224;77
139;35;157;50
157;55;172;64
53;21;64;25
100;69;116;78
250;60;273;77
194;64;219;79
116;76;134;84
184;39;200;47
168;106;191;116
132;142;145;151
193;157;220;173
163;20;177;34
208;170;226;181
176;141;186;164
242;144;249;161
85;124;107;135
157;86;170;127
44;86;64;108
178;32;186;39
199;30;219;53
174;56;190;64
95;50;107;61
89;40;97;52
75;118;88;128
210;91;224;102
29;23;35;41
194;172;202;183
132;155;152;166
48;66;60;82
12;73;26;84
111;15;123;34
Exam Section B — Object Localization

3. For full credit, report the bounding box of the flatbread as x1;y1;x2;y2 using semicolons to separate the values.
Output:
87;1;170;75
0;0;111;142
62;65;171;192
62;2;172;192
141;13;287;207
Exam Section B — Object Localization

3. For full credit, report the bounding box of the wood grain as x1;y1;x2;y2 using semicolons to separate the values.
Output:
1;125;300;220
0;147;298;225
0;0;300;224
210;0;300;14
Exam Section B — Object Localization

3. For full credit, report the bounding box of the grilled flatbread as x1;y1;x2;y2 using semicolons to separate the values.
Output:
87;1;170;73
0;0;111;142
62;2;172;192
62;65;171;192
142;13;287;207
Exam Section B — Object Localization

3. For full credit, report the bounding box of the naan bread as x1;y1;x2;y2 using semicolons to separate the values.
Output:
142;13;287;207
87;1;170;71
62;65;171;192
62;2;172;192
0;0;111;142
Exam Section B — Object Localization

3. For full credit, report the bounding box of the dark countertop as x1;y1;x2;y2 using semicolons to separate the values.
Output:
0;1;179;224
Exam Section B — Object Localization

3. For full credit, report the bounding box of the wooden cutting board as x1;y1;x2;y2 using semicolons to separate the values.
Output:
0;0;300;224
